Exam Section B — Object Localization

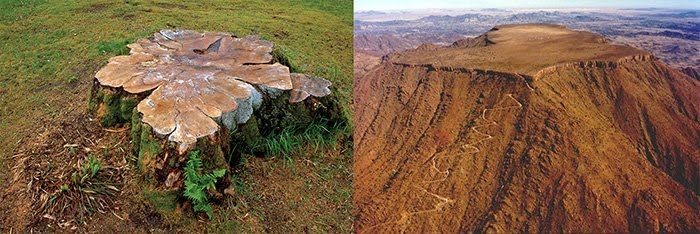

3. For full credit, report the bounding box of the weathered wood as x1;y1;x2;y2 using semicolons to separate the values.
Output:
88;30;340;192
289;73;332;103
92;30;330;153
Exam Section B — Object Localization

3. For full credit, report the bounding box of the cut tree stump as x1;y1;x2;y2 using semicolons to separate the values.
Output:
88;30;341;191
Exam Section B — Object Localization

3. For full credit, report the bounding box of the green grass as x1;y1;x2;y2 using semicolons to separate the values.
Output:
261;119;346;167
96;39;131;55
0;0;353;163
0;0;352;231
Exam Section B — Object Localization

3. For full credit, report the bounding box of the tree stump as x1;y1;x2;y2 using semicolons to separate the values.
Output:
88;30;341;195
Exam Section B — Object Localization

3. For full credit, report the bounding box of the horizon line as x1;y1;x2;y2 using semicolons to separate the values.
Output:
354;7;699;13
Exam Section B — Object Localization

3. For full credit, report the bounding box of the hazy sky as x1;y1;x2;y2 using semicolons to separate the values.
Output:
354;0;700;11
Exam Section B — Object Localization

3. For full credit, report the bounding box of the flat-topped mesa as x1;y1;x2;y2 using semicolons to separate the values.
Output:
387;23;650;77
355;24;700;233
90;30;332;154
533;54;657;79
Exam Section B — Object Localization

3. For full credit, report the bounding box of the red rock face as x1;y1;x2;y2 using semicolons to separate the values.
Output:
354;24;700;233
354;34;422;57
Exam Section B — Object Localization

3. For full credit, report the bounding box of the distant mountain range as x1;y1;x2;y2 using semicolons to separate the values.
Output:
354;8;699;76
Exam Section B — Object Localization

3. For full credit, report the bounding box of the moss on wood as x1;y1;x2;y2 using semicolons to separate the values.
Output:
229;116;264;155
137;124;162;181
130;107;143;155
100;90;137;127
88;81;139;127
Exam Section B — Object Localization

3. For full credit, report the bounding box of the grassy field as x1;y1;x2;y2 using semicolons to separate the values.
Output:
0;0;352;232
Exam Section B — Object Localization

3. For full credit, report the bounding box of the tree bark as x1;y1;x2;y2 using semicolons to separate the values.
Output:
87;30;341;193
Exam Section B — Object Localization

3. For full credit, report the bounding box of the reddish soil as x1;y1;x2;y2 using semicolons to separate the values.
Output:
354;24;700;233
354;52;382;78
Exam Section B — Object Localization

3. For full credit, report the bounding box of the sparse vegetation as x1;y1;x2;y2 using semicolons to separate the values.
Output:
67;75;78;83
144;189;179;213
44;154;120;222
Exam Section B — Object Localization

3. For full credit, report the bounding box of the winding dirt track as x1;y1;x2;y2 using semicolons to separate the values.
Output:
354;24;700;233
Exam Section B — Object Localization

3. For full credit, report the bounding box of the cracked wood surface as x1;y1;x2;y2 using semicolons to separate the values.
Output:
94;30;330;153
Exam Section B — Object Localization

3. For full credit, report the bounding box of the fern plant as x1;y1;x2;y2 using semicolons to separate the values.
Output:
183;150;226;218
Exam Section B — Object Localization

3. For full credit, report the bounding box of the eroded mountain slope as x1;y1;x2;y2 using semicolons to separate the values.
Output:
354;24;700;233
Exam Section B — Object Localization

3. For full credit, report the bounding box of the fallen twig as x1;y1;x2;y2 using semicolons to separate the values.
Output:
112;211;124;220
104;128;128;133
